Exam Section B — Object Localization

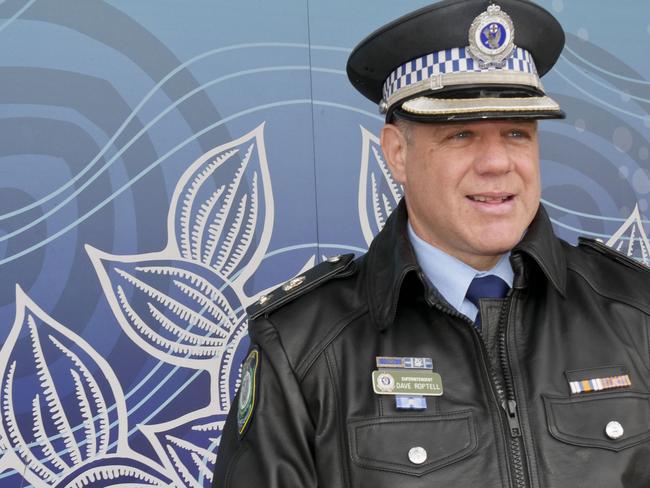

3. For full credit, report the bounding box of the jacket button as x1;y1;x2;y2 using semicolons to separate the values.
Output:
408;446;427;465
605;421;624;440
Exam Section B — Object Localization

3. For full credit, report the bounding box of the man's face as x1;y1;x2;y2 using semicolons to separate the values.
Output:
382;119;541;270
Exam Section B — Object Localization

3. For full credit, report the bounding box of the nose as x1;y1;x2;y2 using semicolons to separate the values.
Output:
474;133;513;175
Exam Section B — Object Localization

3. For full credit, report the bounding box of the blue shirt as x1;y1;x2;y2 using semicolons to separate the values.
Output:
407;222;514;322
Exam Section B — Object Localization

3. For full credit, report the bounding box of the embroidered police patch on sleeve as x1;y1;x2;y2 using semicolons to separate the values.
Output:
237;347;260;437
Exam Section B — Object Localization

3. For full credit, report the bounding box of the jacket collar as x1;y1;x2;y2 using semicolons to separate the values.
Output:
512;204;567;296
365;200;567;330
366;200;419;331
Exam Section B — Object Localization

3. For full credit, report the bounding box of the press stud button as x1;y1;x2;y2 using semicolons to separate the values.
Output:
408;446;427;465
605;421;624;440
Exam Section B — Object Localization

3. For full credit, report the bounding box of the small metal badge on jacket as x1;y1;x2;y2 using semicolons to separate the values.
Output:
237;348;260;437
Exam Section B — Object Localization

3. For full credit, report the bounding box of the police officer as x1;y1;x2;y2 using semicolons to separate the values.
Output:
213;1;650;487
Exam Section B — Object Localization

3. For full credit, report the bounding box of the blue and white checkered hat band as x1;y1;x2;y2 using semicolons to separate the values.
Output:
382;46;538;101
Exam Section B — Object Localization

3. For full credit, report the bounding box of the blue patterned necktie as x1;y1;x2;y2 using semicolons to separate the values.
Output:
465;275;510;329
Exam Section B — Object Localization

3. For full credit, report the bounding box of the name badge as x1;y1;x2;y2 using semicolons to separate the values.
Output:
372;369;444;396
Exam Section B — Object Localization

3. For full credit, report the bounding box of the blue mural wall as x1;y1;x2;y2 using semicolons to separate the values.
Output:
0;0;648;486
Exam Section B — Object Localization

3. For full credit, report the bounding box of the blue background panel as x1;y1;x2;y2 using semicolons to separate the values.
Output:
0;1;648;486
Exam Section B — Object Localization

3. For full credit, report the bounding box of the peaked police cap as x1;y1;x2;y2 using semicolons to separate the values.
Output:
347;0;566;122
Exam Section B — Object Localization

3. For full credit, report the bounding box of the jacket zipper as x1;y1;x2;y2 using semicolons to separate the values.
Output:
423;275;528;488
497;293;528;488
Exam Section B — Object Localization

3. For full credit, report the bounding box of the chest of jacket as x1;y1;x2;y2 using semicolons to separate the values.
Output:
299;279;650;488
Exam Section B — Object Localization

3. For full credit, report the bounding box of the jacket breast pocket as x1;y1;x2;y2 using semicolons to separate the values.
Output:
543;392;650;451
347;410;477;476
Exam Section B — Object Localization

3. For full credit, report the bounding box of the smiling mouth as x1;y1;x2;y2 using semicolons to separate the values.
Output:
467;194;515;203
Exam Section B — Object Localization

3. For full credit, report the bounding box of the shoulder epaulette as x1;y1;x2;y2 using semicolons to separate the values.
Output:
578;237;650;273
247;253;356;320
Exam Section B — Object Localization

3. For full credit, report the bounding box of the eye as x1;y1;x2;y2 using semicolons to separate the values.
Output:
507;126;534;139
451;130;473;140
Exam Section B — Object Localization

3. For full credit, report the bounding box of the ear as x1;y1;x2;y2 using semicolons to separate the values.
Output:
380;123;408;184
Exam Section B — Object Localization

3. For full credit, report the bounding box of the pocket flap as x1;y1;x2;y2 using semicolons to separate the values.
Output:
543;392;650;451
348;411;477;476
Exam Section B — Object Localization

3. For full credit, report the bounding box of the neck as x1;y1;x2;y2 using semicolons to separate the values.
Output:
457;253;502;272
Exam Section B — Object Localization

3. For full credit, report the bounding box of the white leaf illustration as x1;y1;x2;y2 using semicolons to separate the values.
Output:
0;287;128;486
140;408;226;488
87;247;248;371
168;123;274;285
52;455;173;487
606;204;650;265
358;126;403;246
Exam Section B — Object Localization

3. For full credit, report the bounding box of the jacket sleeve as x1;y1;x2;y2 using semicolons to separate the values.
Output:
212;317;318;487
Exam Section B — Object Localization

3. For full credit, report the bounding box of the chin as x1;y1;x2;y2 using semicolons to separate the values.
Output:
474;232;522;256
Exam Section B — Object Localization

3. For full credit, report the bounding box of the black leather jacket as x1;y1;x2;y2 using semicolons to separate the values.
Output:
213;200;650;488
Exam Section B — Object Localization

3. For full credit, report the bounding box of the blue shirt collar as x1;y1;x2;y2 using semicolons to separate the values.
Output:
407;222;514;320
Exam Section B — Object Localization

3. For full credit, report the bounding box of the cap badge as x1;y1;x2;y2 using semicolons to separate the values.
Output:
468;4;515;67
